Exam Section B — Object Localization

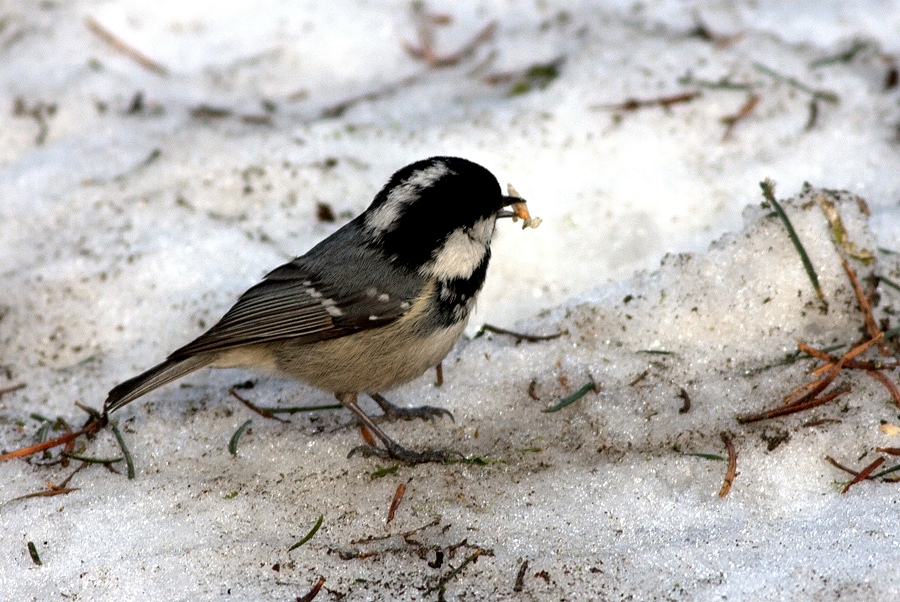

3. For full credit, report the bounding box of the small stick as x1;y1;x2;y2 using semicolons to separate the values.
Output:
386;483;407;526
477;323;567;342
593;91;701;112
296;577;326;602
866;370;900;409
808;334;885;379
737;385;850;424
797;342;899;371
786;359;845;404
842;457;885;494
825;455;860;476
876;447;900;456
84;17;167;75
351;517;440;544
751;62;838;103
721;93;761;141
425;548;484;596
321;73;422;118
359;425;378;447
718;433;737;497
513;559;529;592
229;388;288;423
0;383;25;397
0;419;104;462
678;387;692;414
839;253;890;355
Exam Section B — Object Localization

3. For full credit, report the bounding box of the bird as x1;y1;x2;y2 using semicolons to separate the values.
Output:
103;156;534;463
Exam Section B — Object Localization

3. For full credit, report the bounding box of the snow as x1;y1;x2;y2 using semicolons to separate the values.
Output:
2;1;900;600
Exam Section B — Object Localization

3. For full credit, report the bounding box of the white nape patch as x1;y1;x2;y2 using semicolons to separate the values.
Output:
365;162;451;233
425;217;494;280
378;293;390;302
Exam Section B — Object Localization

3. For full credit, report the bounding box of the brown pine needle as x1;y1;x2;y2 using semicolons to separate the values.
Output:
839;253;889;354
737;385;851;424
0;419;103;463
84;17;168;75
386;483;407;526
785;359;844;405
721;93;761;141
798;342;899;371
359;425;377;447
229;388;288;423
876;447;900;455
842;456;885;494
866;370;900;408
718;432;737;497
297;577;326;602
825;455;860;476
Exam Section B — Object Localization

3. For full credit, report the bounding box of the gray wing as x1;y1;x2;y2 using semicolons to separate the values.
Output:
169;221;424;359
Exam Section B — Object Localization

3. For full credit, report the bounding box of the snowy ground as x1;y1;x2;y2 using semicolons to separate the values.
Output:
2;1;900;600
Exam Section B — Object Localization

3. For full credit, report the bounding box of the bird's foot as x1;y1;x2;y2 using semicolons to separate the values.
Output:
369;393;454;422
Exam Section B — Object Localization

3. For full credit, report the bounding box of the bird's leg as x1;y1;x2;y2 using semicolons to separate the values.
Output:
337;393;461;464
368;392;454;422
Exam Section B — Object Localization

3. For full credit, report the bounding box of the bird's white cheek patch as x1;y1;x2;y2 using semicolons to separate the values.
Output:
427;219;494;280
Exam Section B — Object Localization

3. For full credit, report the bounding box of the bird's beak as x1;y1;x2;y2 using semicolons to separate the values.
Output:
497;184;541;229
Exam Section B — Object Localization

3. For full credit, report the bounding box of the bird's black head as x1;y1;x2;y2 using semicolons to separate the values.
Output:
363;156;517;276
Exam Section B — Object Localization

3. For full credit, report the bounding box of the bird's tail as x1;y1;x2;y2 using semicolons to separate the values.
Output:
104;355;214;415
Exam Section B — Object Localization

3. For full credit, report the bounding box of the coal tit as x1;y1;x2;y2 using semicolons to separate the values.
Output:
104;156;533;463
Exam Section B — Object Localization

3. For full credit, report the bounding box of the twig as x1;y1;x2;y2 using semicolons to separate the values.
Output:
797;342;899;371
404;13;496;68
229;388;288;423
84;17;168;75
677;388;692;414
475;323;567;342
513;559;529;593
838;253;889;354
321;73;422;118
737;385;850;424
751;62;838;103
297;577;326;602
866;370;900;409
718;433;737;497
425;548;484;596
386;483;407;526
721;93;760;141
825;455;859;476
351;517;440;545
760;179;825;304
0;383;25;397
0;418;105;463
592;91;701;112
842;456;885;494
